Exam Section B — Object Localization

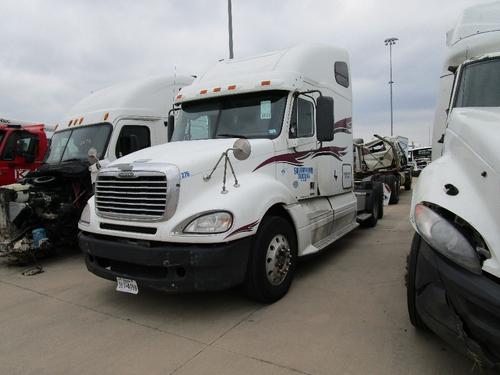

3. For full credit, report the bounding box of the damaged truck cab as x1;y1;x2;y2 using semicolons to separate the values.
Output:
79;44;383;303
407;2;500;369
0;76;192;263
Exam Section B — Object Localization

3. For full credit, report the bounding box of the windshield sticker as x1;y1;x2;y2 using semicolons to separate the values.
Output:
181;171;191;179
294;166;313;182
260;100;271;120
268;128;276;135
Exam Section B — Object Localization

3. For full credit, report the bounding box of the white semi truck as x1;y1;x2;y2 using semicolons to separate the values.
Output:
0;75;192;263
78;45;383;303
407;2;500;369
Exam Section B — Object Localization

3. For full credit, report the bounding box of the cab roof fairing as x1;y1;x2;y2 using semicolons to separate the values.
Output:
55;75;194;133
175;44;352;104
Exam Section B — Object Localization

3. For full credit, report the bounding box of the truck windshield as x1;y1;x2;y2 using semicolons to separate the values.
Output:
45;124;112;164
455;58;500;107
172;90;288;141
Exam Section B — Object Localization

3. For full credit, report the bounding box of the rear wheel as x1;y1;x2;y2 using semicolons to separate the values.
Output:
374;181;384;219
360;182;383;228
404;173;412;191
406;233;428;330
244;216;297;303
386;175;400;205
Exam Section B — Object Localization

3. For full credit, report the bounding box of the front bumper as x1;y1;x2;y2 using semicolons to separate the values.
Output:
78;232;252;293
415;239;500;368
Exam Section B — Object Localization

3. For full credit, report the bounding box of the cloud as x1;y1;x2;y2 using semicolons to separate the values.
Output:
0;0;490;145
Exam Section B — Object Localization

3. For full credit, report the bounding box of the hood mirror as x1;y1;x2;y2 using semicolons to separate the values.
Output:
232;138;251;160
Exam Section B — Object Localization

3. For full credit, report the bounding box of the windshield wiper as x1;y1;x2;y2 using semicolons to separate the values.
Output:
61;158;86;163
216;133;247;139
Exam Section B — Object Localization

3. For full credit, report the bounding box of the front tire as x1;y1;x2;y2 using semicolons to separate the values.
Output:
244;216;297;303
406;233;428;330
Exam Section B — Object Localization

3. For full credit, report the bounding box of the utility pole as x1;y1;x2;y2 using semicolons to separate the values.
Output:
228;0;234;59
384;37;398;136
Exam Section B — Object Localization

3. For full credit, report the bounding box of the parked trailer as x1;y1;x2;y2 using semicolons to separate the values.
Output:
0;118;49;185
353;134;412;205
78;44;384;303
407;2;500;369
0;75;192;264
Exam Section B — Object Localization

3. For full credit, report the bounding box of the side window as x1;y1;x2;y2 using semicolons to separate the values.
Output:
116;125;151;158
2;131;38;161
334;62;349;88
289;97;314;138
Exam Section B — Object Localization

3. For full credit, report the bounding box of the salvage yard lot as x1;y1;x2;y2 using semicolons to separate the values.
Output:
0;190;493;374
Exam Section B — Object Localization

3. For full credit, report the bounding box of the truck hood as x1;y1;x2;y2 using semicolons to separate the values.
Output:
448;107;500;175
109;138;274;175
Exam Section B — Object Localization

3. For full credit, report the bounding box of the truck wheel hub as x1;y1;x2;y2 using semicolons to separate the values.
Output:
265;234;292;286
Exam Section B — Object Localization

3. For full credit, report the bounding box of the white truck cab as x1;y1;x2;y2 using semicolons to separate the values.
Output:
78;45;383;303
407;2;500;369
52;75;193;181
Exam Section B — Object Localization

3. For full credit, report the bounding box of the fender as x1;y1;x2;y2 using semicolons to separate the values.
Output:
411;126;500;277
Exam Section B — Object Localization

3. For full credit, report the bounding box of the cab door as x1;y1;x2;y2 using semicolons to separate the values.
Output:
279;95;318;200
0;130;39;184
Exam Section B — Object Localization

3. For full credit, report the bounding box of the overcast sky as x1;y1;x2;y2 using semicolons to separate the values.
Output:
0;0;489;145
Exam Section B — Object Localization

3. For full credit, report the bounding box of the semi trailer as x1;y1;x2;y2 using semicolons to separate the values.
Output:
78;44;384;303
407;2;500;369
0;75;192;264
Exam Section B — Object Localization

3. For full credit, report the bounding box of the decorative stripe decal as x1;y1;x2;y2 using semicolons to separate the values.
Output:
334;117;352;134
225;220;260;239
253;146;348;172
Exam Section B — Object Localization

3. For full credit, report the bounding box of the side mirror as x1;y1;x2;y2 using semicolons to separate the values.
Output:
232;138;251;160
88;147;99;165
316;96;334;142
167;114;175;142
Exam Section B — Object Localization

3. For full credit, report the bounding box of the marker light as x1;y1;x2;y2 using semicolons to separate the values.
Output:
414;203;481;274
68;120;73;126
261;80;271;86
200;89;208;95
79;117;84;125
176;94;183;100
103;112;109;121
228;85;237;90
213;87;221;93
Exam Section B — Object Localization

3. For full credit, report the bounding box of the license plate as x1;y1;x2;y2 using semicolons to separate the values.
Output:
116;277;139;294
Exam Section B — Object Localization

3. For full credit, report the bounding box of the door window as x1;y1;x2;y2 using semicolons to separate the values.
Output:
2;131;38;161
116;125;151;158
290;97;314;138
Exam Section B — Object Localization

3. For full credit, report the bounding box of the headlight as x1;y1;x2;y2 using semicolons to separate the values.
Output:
79;204;91;226
183;211;233;234
414;203;481;274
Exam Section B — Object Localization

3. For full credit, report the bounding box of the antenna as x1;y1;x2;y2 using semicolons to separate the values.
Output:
172;65;177;108
228;0;234;59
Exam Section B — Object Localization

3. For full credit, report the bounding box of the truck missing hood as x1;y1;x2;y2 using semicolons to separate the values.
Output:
0;75;192;264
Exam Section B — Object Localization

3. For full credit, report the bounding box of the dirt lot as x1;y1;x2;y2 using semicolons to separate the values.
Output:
0;190;492;374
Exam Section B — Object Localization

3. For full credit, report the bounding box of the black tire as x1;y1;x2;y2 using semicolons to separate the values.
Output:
360;183;383;228
374;181;384;219
386;175;400;205
404;173;412;191
406;233;428;330
244;216;297;303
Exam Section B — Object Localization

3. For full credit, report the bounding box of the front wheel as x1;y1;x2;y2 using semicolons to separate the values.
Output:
406;233;428;330
244;216;297;303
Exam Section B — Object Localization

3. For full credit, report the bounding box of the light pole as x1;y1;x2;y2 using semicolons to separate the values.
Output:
228;0;234;59
384;37;398;136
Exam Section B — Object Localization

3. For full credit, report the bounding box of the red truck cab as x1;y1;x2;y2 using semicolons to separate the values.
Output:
0;123;49;186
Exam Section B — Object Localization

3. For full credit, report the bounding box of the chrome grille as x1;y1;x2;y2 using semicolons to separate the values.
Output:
95;171;167;220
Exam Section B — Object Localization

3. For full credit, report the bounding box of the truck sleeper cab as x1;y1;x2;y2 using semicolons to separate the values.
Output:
408;3;500;368
79;45;383;303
